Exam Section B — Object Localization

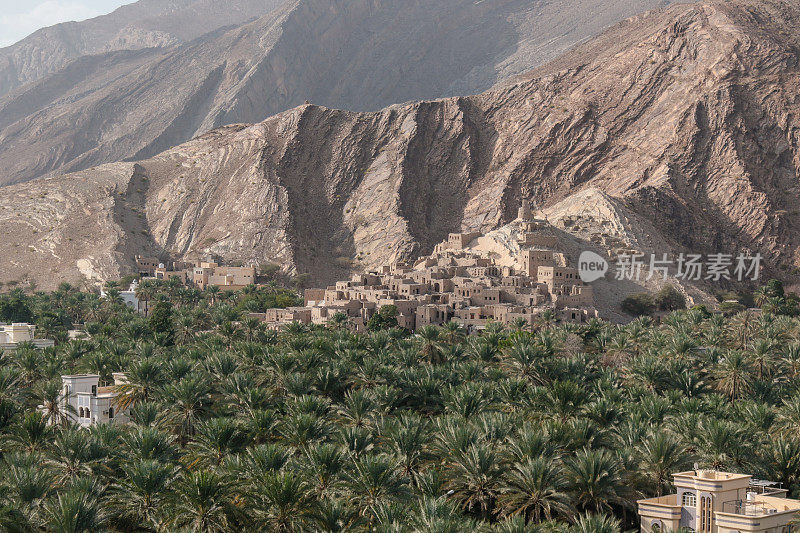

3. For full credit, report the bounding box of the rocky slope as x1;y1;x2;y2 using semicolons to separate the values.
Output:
2;0;800;299
0;0;287;98
0;0;676;186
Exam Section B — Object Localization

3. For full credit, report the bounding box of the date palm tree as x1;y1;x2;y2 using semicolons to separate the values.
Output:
187;418;248;467
777;395;800;435
306;498;362;532
3;452;54;525
46;429;107;485
159;375;215;445
13;347;42;386
113;357;165;411
572;512;621;533
108;459;179;530
120;426;180;463
502;340;546;383
635;432;689;496
4;411;54;454
42;486;107;533
170;470;238;533
440;322;466;344
246;471;312;532
301;443;345;494
384;414;432;484
35;379;76;427
497;457;574;522
135;279;157;317
417;325;444;365
564;449;628;514
714;350;753;404
750;339;775;381
695;419;748;471
445;444;504;520
344;455;411;522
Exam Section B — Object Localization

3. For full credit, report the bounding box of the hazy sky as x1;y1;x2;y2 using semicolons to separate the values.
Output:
0;0;131;47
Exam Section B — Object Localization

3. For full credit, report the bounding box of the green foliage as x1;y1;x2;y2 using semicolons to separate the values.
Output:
620;293;655;316
719;301;746;317
654;285;686;312
755;279;799;316
367;305;400;332
622;286;685;316
148;299;174;345
1;283;800;531
233;286;302;314
0;289;33;323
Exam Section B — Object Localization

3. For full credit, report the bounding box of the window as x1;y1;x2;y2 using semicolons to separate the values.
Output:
108;407;114;419
700;496;713;532
682;492;697;507
91;385;97;396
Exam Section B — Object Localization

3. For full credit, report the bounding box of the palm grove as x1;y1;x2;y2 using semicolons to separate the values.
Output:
2;279;800;532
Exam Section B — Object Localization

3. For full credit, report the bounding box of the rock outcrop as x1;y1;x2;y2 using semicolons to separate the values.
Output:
0;0;677;186
2;0;799;296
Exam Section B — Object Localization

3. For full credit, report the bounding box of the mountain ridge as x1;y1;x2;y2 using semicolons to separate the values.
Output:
0;0;287;98
0;0;677;186
1;0;799;314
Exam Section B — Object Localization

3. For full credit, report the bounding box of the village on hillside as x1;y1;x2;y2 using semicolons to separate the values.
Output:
254;201;598;332
118;201;599;333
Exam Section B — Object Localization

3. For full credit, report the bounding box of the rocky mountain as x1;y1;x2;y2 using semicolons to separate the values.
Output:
0;0;676;186
0;0;287;98
2;0;799;305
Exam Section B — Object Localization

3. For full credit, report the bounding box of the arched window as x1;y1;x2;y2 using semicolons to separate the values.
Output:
682;492;697;507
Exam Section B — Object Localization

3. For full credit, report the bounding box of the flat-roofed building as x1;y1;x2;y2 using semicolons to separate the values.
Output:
1;323;54;351
56;373;131;427
262;307;313;330
192;264;256;290
135;255;160;276
521;249;557;279
537;265;582;291
638;469;800;533
434;231;483;253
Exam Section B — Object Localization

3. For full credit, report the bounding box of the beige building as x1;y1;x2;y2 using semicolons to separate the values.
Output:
55;373;131;427
192;262;256;290
1;323;55;351
136;256;256;291
135;255;160;277
434;231;483;253
638;469;800;533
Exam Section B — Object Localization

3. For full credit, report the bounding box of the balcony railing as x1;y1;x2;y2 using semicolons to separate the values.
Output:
722;500;779;516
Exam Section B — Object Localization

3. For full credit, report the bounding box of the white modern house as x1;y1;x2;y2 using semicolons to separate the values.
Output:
0;323;55;351
101;280;144;313
60;373;131;427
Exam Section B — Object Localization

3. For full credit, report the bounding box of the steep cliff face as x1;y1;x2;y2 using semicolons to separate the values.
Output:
0;0;677;186
2;0;800;293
